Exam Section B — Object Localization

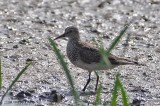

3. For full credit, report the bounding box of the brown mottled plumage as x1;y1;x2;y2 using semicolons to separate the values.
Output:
54;26;138;91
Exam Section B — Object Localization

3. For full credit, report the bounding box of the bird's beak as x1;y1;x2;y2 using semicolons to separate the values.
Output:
54;33;66;40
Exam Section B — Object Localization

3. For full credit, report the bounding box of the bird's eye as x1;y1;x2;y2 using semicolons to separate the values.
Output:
70;29;73;32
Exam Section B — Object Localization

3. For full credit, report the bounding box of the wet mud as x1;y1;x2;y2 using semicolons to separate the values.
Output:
0;0;160;105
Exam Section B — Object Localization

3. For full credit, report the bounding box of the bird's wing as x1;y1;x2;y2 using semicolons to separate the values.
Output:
78;41;101;64
78;41;120;65
108;54;121;65
78;41;138;65
108;54;138;65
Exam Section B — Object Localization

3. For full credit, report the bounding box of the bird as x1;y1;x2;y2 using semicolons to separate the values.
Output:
54;26;138;91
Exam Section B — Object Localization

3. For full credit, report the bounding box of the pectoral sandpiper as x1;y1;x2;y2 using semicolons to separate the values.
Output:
54;26;138;91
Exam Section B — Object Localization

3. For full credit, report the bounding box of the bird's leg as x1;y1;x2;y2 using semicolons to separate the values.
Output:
95;71;99;91
82;72;91;91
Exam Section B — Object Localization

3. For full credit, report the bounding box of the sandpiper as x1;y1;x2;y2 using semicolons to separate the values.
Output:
54;26;138;91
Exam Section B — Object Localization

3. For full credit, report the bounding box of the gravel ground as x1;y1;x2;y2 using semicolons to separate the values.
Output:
0;0;160;105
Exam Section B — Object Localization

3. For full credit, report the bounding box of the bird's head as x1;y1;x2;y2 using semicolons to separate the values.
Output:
54;26;80;40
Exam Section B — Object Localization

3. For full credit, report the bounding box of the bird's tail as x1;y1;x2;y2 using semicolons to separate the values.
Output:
117;57;146;66
116;57;139;65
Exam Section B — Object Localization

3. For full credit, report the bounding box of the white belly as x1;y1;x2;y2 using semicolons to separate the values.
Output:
73;60;115;72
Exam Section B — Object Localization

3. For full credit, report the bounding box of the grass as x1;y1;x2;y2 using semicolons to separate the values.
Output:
49;24;130;106
108;25;130;106
0;62;31;104
0;24;130;105
106;24;129;56
111;73;129;106
0;59;2;90
94;78;102;106
48;37;80;105
96;24;130;106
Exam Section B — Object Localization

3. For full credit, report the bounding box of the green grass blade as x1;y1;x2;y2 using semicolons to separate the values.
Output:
0;59;2;90
94;71;102;106
106;24;129;56
94;83;102;106
109;25;130;106
99;48;111;67
0;62;31;104
111;73;120;106
111;73;130;106
48;37;79;105
98;25;129;67
122;33;131;55
118;76;130;106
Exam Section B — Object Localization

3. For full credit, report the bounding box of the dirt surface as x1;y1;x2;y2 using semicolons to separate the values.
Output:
0;0;160;105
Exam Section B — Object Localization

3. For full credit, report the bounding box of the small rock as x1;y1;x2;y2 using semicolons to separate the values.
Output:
103;35;110;39
146;43;154;48
90;29;100;34
97;1;106;8
13;45;18;48
15;91;32;99
51;93;64;102
39;90;64;102
51;90;57;95
9;55;19;61
19;39;29;45
39;95;47;99
0;44;3;48
26;58;33;62
142;72;147;77
147;55;153;60
131;98;141;106
135;36;140;40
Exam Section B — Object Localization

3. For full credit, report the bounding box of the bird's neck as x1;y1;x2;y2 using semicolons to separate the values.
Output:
68;37;80;42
